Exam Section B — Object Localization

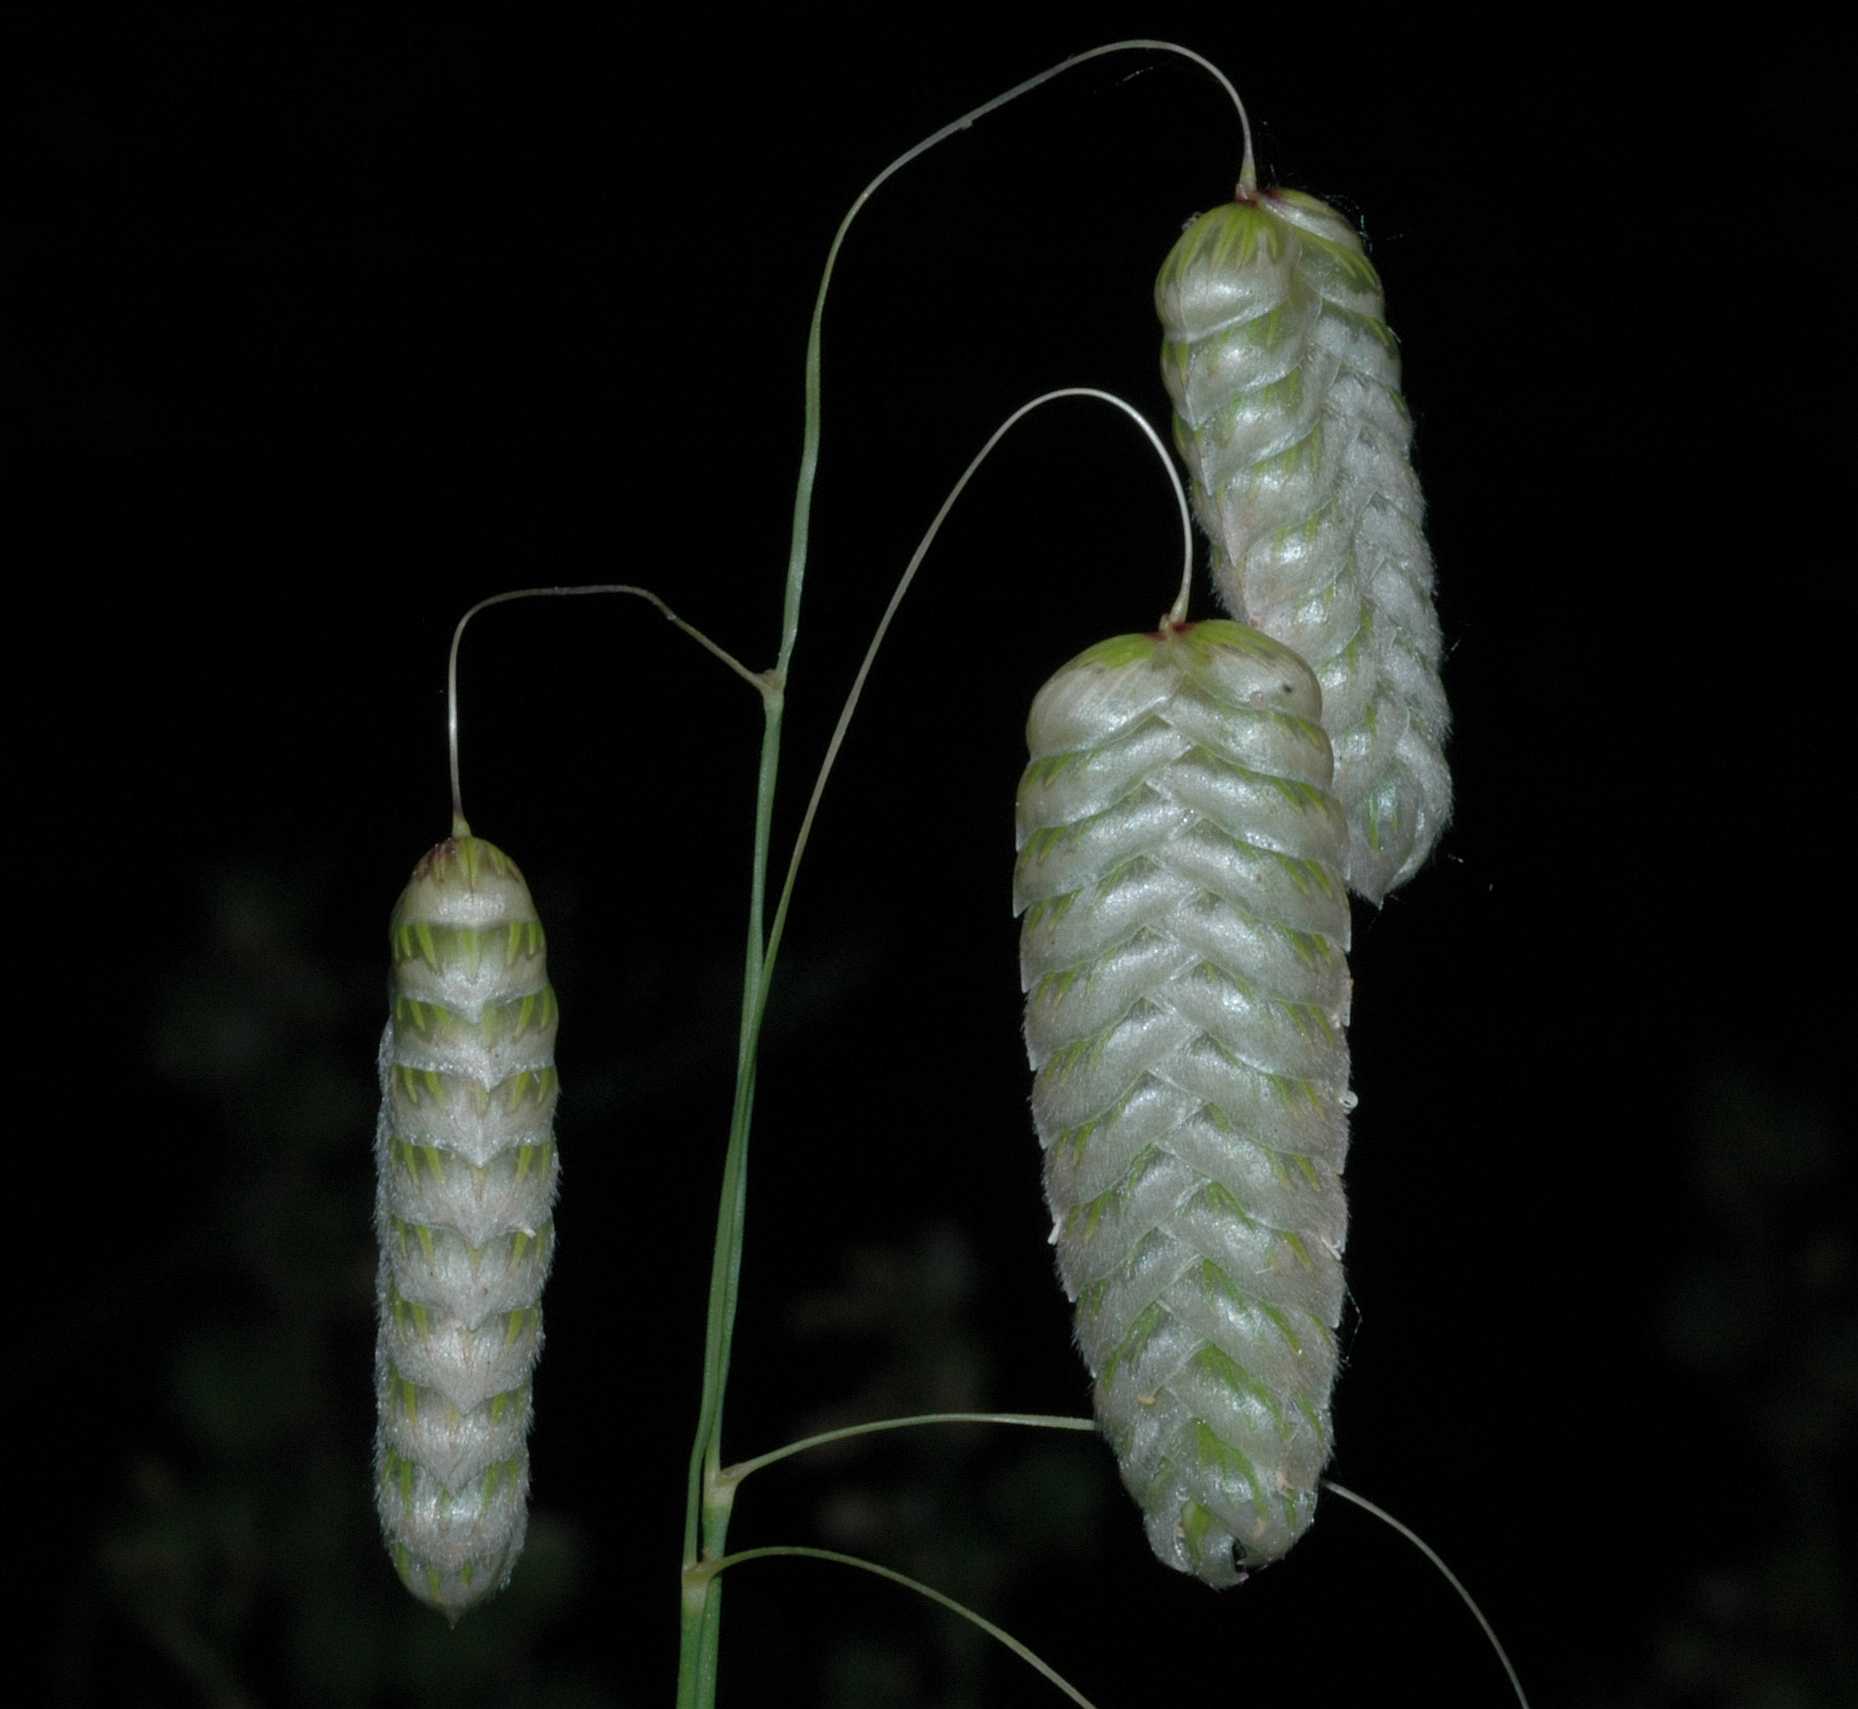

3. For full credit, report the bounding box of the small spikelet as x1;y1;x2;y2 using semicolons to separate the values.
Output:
1156;188;1449;902
373;830;559;1621
1015;620;1352;1584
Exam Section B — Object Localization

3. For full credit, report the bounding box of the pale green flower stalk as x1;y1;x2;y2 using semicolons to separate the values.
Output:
1015;618;1351;1583
1156;188;1448;902
373;827;559;1621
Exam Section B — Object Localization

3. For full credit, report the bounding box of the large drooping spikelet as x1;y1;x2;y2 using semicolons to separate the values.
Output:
374;828;559;1620
1156;188;1448;903
1015;619;1352;1583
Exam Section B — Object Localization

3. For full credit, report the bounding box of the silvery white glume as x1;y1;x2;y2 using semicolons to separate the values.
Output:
1156;188;1449;903
374;831;558;1620
1015;621;1351;1583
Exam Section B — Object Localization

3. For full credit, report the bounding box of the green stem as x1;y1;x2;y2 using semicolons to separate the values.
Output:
695;1546;1103;1709
675;38;1251;1709
1321;1481;1532;1709
723;1412;1096;1486
759;388;1190;994
772;37;1245;684
445;583;762;835
678;685;782;1707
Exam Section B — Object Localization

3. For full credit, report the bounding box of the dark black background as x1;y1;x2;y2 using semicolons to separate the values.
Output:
7;9;1855;1707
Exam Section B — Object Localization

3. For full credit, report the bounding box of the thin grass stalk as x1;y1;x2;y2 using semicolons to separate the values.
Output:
673;41;1250;1707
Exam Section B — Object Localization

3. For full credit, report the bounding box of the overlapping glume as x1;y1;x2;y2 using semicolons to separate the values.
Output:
373;831;559;1620
1015;619;1352;1582
1156;187;1448;902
